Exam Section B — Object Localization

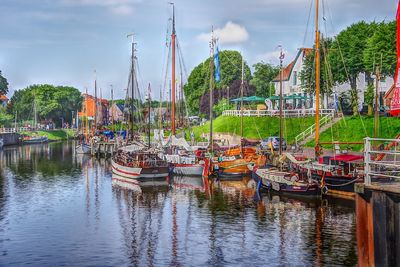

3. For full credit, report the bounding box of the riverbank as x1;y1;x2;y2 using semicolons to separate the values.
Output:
20;129;76;141
188;115;400;151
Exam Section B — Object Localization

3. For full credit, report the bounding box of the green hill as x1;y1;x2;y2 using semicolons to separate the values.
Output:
189;116;316;143
188;115;400;151
306;116;400;151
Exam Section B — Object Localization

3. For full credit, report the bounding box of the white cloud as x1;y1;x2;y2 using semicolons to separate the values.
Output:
111;5;133;15
63;0;140;15
197;21;249;44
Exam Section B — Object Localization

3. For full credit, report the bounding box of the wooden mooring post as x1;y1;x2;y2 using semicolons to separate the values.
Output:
355;137;400;266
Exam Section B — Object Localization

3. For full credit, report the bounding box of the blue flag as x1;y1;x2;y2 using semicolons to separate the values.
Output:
214;46;221;82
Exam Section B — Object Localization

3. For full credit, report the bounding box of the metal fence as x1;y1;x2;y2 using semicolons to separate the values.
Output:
222;109;335;118
364;137;400;185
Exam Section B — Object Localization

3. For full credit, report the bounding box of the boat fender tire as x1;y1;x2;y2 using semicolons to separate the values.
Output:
322;186;328;195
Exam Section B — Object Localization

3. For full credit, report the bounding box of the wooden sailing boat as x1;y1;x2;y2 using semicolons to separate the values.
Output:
161;4;205;176
251;45;320;197
22;94;48;144
76;91;92;154
288;0;368;197
111;34;169;185
214;52;266;179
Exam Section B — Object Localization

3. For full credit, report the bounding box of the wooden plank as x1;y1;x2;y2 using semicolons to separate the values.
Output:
373;191;388;266
356;193;371;266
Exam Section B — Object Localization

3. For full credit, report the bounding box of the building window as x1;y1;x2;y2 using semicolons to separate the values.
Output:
293;71;297;86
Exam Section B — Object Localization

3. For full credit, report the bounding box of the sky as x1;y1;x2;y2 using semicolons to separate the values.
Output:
0;0;396;100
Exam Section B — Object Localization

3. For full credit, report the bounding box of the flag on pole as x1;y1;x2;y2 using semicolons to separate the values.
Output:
389;0;400;116
214;46;221;82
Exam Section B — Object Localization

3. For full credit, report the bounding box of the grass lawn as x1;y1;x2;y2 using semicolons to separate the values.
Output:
188;116;316;144
306;116;400;151
21;129;76;141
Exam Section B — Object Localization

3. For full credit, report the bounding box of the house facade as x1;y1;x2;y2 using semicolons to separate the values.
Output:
78;93;109;125
273;47;394;108
109;103;125;122
0;94;8;107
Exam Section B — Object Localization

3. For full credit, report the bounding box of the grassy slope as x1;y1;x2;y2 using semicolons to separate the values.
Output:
21;129;76;141
190;116;316;143
306;116;400;151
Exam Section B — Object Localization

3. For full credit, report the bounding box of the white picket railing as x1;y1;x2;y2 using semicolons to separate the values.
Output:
294;114;334;145
364;137;400;185
0;127;31;134
222;109;335;118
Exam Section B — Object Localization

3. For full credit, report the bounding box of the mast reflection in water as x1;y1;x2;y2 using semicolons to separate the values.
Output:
0;142;357;266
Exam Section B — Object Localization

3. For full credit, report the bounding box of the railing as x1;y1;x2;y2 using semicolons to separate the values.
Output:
294;114;334;144
222;109;335;118
0;127;31;134
364;137;400;185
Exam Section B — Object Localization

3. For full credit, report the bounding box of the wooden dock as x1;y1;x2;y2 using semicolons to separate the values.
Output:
91;141;118;157
355;137;400;266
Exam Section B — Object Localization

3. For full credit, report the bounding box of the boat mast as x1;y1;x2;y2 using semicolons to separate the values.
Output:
127;33;135;140
94;70;98;130
110;84;114;126
209;28;216;154
240;55;244;155
374;63;381;138
148;83;151;148
279;47;284;156
170;2;176;135
33;94;37;130
315;0;321;157
85;88;89;143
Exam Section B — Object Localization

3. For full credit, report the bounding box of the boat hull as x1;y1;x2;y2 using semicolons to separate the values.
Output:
172;164;204;176
252;168;320;197
23;136;48;144
111;159;169;180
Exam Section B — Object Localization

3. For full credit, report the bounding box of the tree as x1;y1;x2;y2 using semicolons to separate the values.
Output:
299;38;334;95
363;21;396;77
199;80;256;117
212;98;234;117
9;84;82;125
184;50;252;115
329;21;378;115
250;62;279;97
0;71;9;95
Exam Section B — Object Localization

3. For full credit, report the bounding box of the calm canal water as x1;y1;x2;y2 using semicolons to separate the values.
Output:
0;141;357;266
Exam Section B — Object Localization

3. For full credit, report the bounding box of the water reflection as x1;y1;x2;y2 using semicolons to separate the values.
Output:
0;142;357;266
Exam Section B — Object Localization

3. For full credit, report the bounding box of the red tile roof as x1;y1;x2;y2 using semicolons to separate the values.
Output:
273;48;312;82
0;94;8;101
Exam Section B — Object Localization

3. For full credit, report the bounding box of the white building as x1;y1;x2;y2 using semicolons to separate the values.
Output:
273;47;394;108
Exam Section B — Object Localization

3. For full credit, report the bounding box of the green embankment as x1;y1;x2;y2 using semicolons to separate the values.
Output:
21;129;76;141
189;116;316;143
306;116;400;151
188;116;400;151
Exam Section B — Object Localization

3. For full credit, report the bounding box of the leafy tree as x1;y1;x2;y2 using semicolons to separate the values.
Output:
184;50;252;115
299;39;334;95
199;80;256;117
0;71;9;95
363;21;396;77
0;106;12;126
9;84;82;125
250;62;279;97
212;98;234;117
329;21;378;115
